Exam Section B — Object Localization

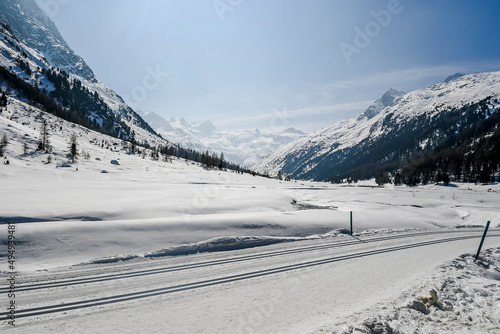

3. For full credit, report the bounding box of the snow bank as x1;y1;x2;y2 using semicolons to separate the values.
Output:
315;247;500;334
91;229;352;263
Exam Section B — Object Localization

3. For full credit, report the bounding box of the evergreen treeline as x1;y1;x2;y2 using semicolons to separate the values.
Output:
0;65;102;133
0;62;156;140
41;67;133;139
158;145;251;174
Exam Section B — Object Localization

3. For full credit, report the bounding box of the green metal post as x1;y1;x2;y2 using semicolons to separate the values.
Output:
350;211;353;236
475;221;490;260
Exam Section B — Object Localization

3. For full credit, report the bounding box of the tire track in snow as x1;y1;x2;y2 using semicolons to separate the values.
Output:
2;229;482;293
2;232;498;320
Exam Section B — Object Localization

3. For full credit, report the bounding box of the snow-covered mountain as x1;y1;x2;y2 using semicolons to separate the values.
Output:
444;72;466;83
0;0;164;146
356;88;405;121
139;111;305;167
254;72;500;181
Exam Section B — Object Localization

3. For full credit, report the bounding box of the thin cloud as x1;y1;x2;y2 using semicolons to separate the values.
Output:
163;61;500;133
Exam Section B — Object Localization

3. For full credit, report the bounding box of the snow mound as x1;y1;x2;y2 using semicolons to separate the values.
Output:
315;247;500;334
144;236;303;257
87;230;353;263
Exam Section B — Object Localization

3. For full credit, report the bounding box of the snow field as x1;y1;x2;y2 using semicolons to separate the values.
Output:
1;96;500;333
1;97;500;272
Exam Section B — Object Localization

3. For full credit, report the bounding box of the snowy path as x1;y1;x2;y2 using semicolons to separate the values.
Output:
3;229;499;333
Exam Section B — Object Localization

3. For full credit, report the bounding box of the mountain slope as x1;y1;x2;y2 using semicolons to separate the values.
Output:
254;87;406;178
0;0;162;146
139;111;305;167
255;72;500;182
0;0;95;81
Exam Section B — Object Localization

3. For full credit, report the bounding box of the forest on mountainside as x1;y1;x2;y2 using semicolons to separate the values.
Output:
332;98;500;186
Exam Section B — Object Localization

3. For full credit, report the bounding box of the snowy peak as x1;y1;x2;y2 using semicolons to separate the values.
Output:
358;88;405;120
444;73;466;83
381;88;405;106
197;120;217;135
179;117;189;127
283;127;305;135
140;111;174;132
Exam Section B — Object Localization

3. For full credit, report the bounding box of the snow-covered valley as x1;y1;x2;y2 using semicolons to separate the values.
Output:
1;1;500;332
2;96;500;333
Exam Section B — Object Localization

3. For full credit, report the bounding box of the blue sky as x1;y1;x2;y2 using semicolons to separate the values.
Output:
36;0;500;132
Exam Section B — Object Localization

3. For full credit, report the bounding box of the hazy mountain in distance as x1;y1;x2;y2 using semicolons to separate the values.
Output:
139;111;305;167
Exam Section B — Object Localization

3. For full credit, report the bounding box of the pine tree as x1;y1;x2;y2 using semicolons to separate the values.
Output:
68;133;78;163
442;172;451;185
218;152;225;169
375;172;390;186
129;132;136;154
38;121;51;153
0;92;7;108
1;134;7;147
393;173;403;185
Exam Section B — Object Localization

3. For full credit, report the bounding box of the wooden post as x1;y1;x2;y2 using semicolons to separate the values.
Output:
350;211;353;236
475;221;490;260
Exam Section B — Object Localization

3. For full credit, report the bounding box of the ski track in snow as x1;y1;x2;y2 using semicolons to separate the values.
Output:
2;232;500;333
